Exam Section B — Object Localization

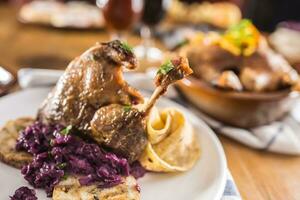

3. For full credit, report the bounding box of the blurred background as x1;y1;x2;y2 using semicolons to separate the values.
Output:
1;0;300;95
3;0;300;31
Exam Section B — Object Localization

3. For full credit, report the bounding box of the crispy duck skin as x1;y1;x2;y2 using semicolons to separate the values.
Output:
90;57;193;162
91;104;147;163
38;40;192;162
37;40;143;132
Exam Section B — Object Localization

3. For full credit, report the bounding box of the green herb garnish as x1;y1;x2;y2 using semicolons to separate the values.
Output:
56;163;67;169
123;105;132;112
157;60;174;75
223;19;258;54
60;125;72;136
120;42;133;54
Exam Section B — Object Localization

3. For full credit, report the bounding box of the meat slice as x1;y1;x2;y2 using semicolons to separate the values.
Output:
38;40;143;132
181;36;299;92
241;48;299;92
180;44;240;82
212;70;243;91
90;57;193;162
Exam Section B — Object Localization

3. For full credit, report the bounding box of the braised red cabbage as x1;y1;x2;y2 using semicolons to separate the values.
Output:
10;186;37;200
16;121;146;197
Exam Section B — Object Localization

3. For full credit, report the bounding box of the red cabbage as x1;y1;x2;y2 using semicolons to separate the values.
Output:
10;186;37;200
130;161;147;179
15;121;146;197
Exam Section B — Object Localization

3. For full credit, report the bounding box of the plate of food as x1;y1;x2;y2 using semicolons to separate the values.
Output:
18;1;104;29
0;40;226;200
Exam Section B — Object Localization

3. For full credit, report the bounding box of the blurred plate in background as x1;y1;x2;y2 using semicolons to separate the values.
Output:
18;1;104;29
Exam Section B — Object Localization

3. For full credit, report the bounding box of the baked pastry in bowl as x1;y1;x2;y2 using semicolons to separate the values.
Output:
178;77;299;128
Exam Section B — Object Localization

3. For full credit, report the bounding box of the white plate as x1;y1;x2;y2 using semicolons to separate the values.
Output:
0;88;227;200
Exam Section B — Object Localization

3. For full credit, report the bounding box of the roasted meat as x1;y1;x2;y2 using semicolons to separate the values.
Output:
38;40;143;132
182;44;241;83
213;70;243;91
90;57;192;162
181;37;299;92
91;104;147;163
37;40;192;162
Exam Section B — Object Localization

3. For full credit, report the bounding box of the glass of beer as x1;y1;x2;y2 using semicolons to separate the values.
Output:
97;0;143;39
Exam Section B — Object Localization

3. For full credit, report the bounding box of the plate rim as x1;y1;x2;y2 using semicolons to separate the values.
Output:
153;93;227;200
0;87;227;200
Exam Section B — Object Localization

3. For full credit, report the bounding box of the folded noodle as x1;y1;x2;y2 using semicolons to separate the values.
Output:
139;108;200;172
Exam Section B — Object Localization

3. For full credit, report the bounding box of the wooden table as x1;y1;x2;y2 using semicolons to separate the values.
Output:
1;4;300;200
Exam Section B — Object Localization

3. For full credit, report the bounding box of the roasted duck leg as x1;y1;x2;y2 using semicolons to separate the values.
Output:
143;57;193;114
38;40;192;162
38;40;143;132
90;57;193;162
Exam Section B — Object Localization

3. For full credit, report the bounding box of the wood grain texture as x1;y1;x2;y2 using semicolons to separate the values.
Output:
1;4;300;200
0;5;165;75
222;136;300;200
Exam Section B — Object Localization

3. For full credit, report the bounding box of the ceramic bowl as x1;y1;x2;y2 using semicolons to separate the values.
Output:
177;76;300;128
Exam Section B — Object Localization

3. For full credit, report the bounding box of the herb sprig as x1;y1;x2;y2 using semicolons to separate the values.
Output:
56;162;67;169
60;125;72;136
222;19;259;56
157;60;175;75
123;105;132;112
120;42;133;54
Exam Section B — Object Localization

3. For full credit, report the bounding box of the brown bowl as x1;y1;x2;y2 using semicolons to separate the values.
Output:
177;76;300;128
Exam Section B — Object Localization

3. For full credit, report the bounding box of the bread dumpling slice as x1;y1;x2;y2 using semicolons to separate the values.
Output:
53;175;140;200
0;117;34;168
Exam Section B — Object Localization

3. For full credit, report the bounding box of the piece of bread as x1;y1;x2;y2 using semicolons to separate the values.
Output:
0;117;34;168
53;175;140;200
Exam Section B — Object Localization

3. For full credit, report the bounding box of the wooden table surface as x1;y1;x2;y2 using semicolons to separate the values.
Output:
1;4;300;200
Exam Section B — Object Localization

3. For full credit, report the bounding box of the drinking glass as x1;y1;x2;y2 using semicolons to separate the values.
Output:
134;0;170;65
97;0;143;40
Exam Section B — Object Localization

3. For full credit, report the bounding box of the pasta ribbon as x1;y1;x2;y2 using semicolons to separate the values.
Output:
140;108;200;172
